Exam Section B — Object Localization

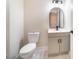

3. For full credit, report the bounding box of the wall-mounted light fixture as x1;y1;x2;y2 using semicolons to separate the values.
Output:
52;0;63;4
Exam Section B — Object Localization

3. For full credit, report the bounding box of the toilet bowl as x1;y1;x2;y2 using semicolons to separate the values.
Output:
19;43;36;59
19;32;40;59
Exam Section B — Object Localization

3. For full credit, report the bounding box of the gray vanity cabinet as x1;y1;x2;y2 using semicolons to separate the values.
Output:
48;33;70;55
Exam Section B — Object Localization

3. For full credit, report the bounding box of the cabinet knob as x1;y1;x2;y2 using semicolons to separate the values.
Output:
58;39;62;43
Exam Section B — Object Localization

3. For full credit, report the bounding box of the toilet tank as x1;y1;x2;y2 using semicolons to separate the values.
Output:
28;32;40;43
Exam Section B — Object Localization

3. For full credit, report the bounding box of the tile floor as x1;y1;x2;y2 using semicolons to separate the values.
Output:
48;53;71;59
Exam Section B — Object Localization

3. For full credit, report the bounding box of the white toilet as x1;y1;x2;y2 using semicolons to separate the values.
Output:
19;32;40;59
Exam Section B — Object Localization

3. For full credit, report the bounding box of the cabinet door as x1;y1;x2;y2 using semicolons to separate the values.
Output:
59;35;70;53
48;38;59;55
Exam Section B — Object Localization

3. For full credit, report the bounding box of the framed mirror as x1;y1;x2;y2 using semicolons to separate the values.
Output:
49;7;64;29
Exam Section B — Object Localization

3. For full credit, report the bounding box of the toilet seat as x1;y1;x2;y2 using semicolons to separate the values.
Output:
19;43;36;55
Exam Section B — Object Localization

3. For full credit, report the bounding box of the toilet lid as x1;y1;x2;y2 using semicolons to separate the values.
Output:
20;43;36;54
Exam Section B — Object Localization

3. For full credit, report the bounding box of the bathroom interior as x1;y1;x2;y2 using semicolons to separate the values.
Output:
6;0;73;59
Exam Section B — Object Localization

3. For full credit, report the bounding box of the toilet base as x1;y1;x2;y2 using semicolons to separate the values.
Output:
23;55;33;59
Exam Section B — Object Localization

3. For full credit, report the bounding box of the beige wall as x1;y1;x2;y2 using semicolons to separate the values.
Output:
24;0;49;47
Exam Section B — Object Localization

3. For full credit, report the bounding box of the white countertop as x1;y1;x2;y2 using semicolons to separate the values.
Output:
48;29;71;33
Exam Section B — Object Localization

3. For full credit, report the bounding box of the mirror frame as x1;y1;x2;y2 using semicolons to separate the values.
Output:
49;7;64;29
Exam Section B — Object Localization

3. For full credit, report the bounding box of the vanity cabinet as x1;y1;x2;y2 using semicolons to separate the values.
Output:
48;33;70;55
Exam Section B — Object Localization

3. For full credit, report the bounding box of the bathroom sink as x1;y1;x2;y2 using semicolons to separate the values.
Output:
48;29;70;33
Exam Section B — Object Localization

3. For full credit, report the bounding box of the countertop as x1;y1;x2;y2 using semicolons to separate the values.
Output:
48;29;71;33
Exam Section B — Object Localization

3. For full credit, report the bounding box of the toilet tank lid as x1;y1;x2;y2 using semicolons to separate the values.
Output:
28;32;40;35
19;43;36;54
